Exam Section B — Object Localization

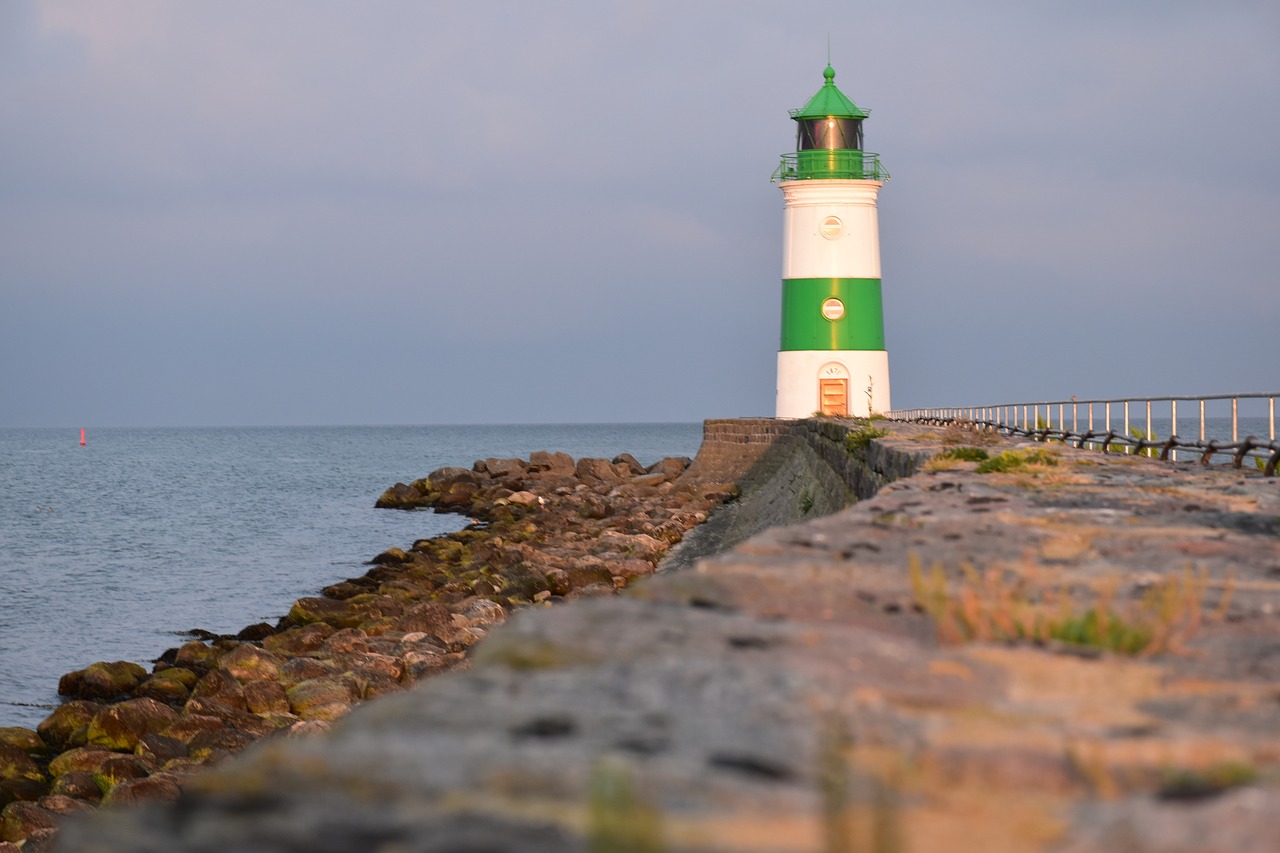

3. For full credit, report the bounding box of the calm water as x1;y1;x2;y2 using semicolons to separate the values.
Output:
0;424;703;728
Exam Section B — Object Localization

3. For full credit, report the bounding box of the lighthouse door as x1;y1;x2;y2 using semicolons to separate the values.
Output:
819;379;848;417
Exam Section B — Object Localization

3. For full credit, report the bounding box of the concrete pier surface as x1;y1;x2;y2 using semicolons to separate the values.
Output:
52;420;1280;852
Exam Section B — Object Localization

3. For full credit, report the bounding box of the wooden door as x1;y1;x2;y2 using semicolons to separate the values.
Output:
819;379;848;417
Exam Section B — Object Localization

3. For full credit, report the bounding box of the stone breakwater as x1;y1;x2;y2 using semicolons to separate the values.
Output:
22;419;1280;852
0;440;754;851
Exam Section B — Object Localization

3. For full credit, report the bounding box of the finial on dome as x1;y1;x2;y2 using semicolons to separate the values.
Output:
824;64;836;83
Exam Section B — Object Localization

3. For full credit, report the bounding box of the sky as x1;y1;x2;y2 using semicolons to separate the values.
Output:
2;1;1277;427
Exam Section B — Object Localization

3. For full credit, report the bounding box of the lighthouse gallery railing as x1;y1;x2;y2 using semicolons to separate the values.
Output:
887;392;1280;476
772;151;889;182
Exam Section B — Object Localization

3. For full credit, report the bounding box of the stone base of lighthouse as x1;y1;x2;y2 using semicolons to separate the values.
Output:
776;350;890;419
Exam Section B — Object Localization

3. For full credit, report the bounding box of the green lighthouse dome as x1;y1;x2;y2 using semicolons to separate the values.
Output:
773;64;887;182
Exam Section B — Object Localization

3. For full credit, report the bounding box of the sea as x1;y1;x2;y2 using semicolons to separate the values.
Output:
0;423;704;729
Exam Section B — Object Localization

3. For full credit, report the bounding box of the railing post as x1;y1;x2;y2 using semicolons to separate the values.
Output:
1200;399;1206;442
1124;401;1131;453
1171;399;1178;462
1146;400;1153;458
1233;398;1238;443
1271;396;1275;442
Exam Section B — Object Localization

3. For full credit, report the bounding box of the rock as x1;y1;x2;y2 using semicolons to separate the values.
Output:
0;745;45;786
478;458;528;481
0;801;56;844
507;490;542;507
218;646;283;683
0;779;47;808
278;657;340;689
319;628;372;655
91;755;151;792
612;453;647;476
133;733;187;766
575;457;622;485
528;451;575;473
287;597;353;628
101;773;181;807
56;661;147;701
158;715;226;746
374;482;421;509
0;731;42;758
235;622;276;642
397;601;452;635
458;598;507;628
544;568;572;596
47;748;116;779
631;471;671;488
435;480;479;509
35;701;101;747
34;794;90;817
285;677;358;722
262;622;335;655
427;466;477;486
186;729;254;762
369;546;408;565
134;668;197;704
48;770;102;802
173;640;224;673
646;456;691;478
243;680;290;715
86;698;179;752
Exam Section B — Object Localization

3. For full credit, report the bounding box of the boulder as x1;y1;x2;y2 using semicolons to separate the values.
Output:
287;597;354;628
47;748;117;779
91;755;152;792
35;794;91;817
647;456;691;478
575;458;622;485
397;601;452;635
373;482;423;509
49;770;102;802
0;731;43;757
35;701;101;747
86;698;179;752
435;481;479;509
243;680;290;716
285;677;359;722
507;490;542;507
278;657;341;690
218;646;283;683
0;745;45;786
263;622;335;655
159;715;226;746
318;628;372;655
427;466;477;487
369;546;408;565
56;661;147;701
133;733;187;766
134;668;197;704
101;773;181;807
457;598;506;628
612;453;647;476
0;801;56;844
173;640;224;673
186;729;254;763
528;451;575;474
478;458;528;480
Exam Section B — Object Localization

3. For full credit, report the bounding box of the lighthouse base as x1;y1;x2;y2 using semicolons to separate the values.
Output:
776;350;890;419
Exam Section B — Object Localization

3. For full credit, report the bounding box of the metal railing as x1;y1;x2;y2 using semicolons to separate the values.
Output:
772;151;889;182
888;393;1280;476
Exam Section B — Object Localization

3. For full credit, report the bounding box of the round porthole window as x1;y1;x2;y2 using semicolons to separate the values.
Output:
820;215;843;239
821;297;845;321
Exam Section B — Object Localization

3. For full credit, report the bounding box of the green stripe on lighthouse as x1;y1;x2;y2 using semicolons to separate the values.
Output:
780;277;884;351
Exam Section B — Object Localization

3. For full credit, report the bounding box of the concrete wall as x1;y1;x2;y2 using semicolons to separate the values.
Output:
661;418;930;571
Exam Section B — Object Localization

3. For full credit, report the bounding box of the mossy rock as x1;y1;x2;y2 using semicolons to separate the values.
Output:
218;646;284;683
0;729;46;756
287;597;354;628
57;660;148;701
1;800;58;844
90;755;152;793
173;640;225;673
49;769;102;802
262;622;335;655
48;747;118;779
285;677;359;722
0;744;45;785
36;700;103;750
135;668;198;704
86;698;180;752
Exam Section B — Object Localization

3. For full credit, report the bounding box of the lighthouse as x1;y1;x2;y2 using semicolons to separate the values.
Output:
773;64;890;419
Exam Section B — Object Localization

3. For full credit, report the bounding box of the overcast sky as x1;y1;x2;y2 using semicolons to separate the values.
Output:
2;1;1276;427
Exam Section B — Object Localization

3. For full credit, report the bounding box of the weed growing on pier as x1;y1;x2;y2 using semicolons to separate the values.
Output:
974;448;1059;474
936;447;990;463
588;758;665;853
845;423;889;453
907;556;1225;656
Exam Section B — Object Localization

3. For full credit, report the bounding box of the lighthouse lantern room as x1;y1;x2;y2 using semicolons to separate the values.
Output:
773;64;890;419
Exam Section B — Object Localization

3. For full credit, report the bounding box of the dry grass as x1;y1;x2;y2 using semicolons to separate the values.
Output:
908;556;1232;656
940;421;1003;448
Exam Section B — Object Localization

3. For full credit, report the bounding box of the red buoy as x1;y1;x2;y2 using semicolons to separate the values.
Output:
80;428;86;446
